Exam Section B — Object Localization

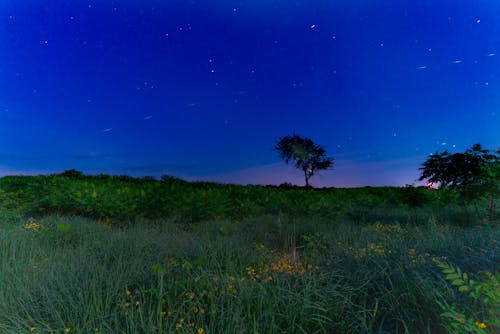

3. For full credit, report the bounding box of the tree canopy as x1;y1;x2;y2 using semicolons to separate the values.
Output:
419;144;499;189
419;143;499;222
275;135;334;187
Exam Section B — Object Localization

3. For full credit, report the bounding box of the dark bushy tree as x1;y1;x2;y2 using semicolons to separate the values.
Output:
419;143;499;222
275;135;334;188
60;169;85;179
419;144;496;187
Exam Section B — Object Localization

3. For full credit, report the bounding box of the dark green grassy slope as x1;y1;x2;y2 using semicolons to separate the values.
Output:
0;171;495;226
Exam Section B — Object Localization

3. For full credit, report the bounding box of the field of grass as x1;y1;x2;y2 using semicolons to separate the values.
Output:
0;173;498;333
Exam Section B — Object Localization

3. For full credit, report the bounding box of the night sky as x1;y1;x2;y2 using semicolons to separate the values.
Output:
1;1;499;187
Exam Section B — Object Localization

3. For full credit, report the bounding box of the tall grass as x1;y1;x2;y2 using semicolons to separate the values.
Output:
1;210;498;333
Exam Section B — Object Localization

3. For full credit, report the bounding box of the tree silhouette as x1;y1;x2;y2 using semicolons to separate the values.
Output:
419;143;499;222
275;135;334;187
419;144;498;188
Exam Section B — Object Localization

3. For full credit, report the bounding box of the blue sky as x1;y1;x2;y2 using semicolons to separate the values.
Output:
1;0;499;186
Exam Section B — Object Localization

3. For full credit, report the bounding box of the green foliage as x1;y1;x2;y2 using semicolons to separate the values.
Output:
419;144;497;188
419;144;499;223
434;260;499;333
0;167;495;333
419;144;499;199
400;185;432;208
0;171;497;227
300;231;327;251
0;206;500;334
60;169;86;179
1;213;499;333
275;134;334;187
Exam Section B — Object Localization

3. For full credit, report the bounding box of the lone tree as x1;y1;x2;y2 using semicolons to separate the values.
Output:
419;143;499;222
275;134;334;187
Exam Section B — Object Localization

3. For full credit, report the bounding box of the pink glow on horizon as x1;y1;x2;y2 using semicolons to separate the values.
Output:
0;155;428;188
187;156;428;188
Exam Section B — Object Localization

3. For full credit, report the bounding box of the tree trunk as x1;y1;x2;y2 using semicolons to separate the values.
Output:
304;169;310;187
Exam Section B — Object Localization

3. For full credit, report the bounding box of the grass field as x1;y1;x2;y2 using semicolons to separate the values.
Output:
0;173;498;333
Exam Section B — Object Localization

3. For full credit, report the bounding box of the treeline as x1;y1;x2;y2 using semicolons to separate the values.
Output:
0;169;495;225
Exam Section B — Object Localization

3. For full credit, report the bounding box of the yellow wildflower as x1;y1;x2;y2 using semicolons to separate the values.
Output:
65;328;71;333
30;327;35;333
125;290;131;296
197;328;204;334
193;306;199;314
475;321;487;329
23;222;41;231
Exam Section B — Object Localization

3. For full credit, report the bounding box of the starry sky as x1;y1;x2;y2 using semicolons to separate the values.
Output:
1;0;499;187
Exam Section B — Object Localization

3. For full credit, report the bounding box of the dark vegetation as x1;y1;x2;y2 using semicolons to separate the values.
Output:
419;143;499;222
0;169;496;226
0;143;497;333
275;134;334;187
